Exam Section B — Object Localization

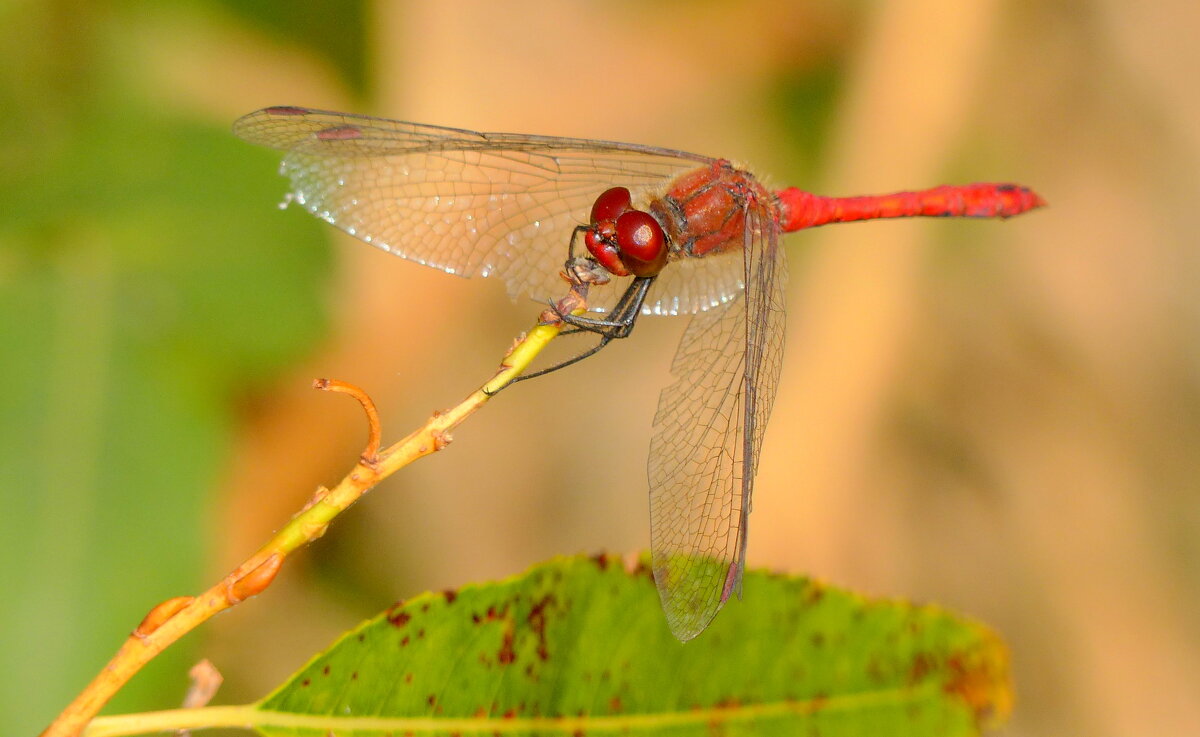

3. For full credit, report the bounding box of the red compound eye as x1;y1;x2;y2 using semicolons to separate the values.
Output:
590;187;632;223
583;227;630;277
616;210;666;264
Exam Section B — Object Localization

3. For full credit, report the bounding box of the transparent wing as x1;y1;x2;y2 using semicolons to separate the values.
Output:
642;249;746;316
233;106;716;309
647;202;788;642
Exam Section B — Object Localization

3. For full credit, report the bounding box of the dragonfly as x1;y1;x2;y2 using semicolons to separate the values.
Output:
234;106;1044;642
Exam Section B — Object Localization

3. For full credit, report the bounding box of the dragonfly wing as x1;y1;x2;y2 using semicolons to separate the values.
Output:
742;203;789;488
647;203;787;642
642;248;746;317
233;107;711;306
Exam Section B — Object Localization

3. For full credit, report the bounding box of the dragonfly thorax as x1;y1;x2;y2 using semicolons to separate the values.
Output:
583;187;669;278
649;160;772;259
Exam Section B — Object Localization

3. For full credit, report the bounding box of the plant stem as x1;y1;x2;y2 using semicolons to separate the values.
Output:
40;286;585;737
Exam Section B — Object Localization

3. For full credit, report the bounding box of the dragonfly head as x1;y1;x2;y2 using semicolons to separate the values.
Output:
584;187;668;278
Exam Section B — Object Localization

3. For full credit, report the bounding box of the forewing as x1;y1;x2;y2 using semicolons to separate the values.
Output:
233;106;712;307
647;203;787;642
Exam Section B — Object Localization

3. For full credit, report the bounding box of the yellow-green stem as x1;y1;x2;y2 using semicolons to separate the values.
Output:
40;310;572;737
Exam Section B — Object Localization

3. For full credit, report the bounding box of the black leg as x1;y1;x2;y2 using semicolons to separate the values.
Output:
567;225;588;260
558;276;653;338
502;276;655;389
505;333;616;384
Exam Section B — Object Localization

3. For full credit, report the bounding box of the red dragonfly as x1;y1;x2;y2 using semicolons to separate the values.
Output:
234;106;1044;641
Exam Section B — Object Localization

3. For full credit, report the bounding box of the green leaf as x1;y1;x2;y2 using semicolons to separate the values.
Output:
251;554;1011;736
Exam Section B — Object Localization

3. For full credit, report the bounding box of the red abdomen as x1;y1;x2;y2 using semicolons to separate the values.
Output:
777;182;1045;232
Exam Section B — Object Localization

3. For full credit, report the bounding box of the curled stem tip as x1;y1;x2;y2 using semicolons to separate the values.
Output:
313;378;382;461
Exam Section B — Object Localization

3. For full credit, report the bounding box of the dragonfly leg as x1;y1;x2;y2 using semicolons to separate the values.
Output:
502;276;654;390
558;276;653;339
567;225;588;260
503;333;617;386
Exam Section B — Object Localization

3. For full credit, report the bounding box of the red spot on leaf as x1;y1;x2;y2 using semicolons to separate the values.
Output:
322;665;330;676
609;697;623;713
943;649;1013;728
427;694;437;707
866;657;885;683
591;552;609;569
528;595;554;661
443;589;458;604
498;626;516;665
388;611;412;628
909;652;935;684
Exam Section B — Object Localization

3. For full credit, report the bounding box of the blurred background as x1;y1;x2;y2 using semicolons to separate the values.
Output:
3;1;1197;735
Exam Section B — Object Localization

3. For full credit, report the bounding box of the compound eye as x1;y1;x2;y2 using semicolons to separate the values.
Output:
583;227;630;277
615;210;666;263
590;187;632;223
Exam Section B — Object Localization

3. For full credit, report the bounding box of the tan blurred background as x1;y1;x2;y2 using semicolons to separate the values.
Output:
6;1;1199;736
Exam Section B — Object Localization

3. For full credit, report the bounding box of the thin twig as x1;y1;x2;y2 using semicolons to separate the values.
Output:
41;280;590;737
313;378;382;462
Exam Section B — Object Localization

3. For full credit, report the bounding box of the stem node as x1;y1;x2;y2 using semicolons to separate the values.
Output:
134;597;195;638
226;553;283;604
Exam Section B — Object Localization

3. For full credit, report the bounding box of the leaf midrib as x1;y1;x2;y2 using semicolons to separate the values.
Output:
87;682;955;736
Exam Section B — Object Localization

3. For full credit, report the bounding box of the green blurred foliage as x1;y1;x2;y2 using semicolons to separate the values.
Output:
767;59;845;182
211;0;369;95
0;1;354;732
